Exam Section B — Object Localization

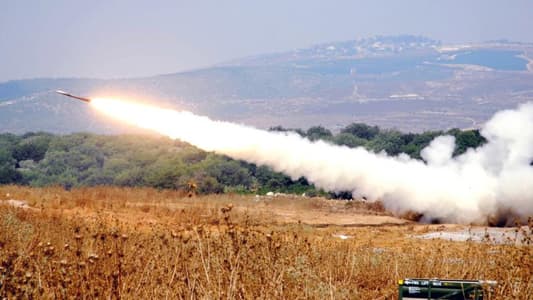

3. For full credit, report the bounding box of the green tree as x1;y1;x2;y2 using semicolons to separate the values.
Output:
114;167;147;186
333;133;368;148
307;126;332;141
269;126;306;137
340;123;380;139
401;131;443;159
367;130;404;155
145;161;185;189
447;129;486;156
0;148;21;184
12;133;52;162
194;173;223;194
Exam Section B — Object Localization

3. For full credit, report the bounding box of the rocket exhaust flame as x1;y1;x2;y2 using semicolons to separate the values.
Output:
84;96;532;225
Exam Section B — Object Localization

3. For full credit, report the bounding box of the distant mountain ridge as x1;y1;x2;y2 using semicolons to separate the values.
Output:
220;35;441;66
1;35;533;134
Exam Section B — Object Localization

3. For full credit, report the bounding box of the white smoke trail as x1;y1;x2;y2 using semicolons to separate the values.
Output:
91;98;533;224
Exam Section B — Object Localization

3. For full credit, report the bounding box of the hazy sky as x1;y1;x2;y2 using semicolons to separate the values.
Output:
1;0;532;82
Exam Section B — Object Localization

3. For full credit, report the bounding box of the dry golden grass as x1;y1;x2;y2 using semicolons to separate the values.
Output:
0;186;531;299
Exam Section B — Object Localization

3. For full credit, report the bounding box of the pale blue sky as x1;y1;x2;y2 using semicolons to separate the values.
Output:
1;0;532;82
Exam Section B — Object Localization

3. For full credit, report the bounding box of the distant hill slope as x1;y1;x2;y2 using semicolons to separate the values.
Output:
1;35;533;134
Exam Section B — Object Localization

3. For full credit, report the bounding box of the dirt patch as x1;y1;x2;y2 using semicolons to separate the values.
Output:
0;199;38;211
414;226;532;245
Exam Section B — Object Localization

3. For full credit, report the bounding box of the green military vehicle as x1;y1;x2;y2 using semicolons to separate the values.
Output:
398;278;496;299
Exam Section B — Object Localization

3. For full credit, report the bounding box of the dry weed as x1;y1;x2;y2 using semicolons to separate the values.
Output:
0;186;531;299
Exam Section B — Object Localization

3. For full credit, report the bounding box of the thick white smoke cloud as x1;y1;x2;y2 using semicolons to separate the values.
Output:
92;99;533;224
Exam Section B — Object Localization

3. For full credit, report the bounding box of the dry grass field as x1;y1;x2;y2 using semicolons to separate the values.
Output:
0;186;531;299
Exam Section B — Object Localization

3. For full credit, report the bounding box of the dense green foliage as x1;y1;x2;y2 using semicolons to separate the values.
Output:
0;124;486;195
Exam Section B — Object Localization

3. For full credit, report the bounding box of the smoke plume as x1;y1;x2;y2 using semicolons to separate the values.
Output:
91;98;533;224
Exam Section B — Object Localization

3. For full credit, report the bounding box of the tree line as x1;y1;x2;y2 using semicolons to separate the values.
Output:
0;123;486;196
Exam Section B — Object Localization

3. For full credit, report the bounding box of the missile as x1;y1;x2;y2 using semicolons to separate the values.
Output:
56;90;91;103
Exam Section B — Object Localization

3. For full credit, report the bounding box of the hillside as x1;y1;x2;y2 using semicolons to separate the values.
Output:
1;35;533;133
0;127;486;198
